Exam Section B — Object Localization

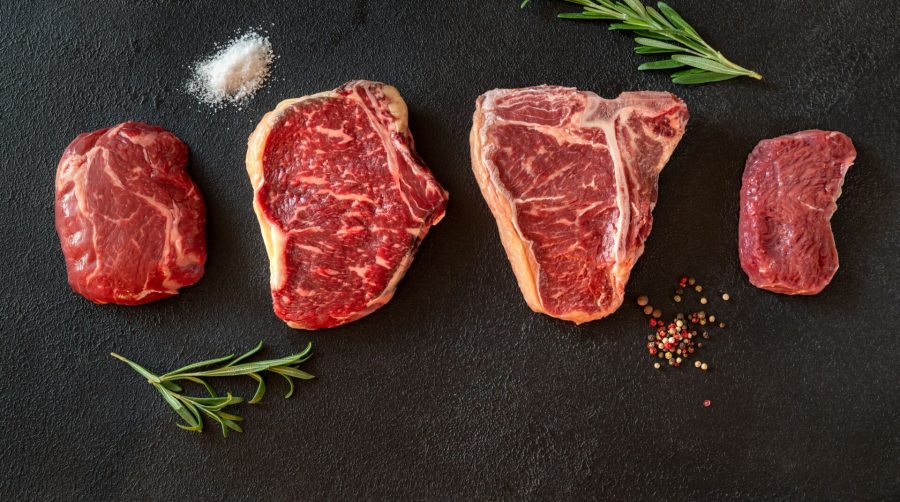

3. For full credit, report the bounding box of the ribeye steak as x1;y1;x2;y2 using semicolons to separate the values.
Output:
55;121;206;305
470;86;688;324
246;80;448;330
739;130;856;295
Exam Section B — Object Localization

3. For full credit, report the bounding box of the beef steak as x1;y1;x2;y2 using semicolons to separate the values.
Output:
55;121;206;305
470;86;689;324
739;130;857;295
246;80;448;330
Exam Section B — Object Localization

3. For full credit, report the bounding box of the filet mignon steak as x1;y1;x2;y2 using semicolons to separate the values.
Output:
55;121;206;305
470;86;689;324
739;130;857;295
246;80;448;330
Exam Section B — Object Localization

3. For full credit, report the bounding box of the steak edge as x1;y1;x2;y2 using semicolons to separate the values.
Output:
470;86;688;324
246;80;448;330
739;130;857;295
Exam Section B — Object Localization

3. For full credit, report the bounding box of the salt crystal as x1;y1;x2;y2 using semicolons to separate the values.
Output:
187;32;274;108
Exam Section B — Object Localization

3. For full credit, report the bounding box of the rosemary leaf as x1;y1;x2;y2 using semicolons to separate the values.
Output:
156;384;199;429
638;59;686;71
633;29;675;41
280;374;296;399
634;37;688;53
188;396;241;407
223;419;243;434
162;354;235;378
226;341;264;367
671;54;747;75
635;46;678;54
610;23;651;31
248;372;266;404
623;0;647;17
160;380;183;393
177;376;219;397
217;412;244;422
269;366;316;380
657;2;698;36
672;70;738;84
558;12;605;19
645;6;674;29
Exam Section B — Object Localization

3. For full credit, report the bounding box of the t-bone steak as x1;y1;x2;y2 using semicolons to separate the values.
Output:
470;86;689;324
246;80;448;330
55;121;206;305
739;130;857;295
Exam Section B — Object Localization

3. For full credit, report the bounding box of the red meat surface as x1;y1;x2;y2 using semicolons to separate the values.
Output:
470;86;689;323
55;121;206;305
739;130;856;294
246;81;448;329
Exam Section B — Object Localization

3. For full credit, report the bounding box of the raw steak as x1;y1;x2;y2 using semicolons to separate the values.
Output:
470;86;688;324
55;121;206;305
246;80;448;330
739;130;856;295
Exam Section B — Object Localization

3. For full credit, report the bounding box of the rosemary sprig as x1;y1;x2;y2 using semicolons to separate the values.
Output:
522;0;762;85
111;341;314;437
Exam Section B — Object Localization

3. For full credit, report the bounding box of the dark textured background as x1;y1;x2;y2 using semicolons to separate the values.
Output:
1;1;898;500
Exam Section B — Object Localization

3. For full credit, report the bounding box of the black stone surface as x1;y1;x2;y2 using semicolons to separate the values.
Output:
1;1;898;500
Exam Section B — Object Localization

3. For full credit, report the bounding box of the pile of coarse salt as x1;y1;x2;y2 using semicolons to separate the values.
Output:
187;32;274;108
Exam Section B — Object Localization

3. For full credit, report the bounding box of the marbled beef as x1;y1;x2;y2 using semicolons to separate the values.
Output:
470;86;688;324
55;121;206;305
246;81;448;330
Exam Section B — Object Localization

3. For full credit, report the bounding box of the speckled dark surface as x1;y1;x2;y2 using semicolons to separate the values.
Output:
1;1;898;500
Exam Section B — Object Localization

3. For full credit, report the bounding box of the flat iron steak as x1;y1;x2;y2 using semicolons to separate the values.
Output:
246;80;448;330
470;86;689;324
739;130;857;295
54;121;206;305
